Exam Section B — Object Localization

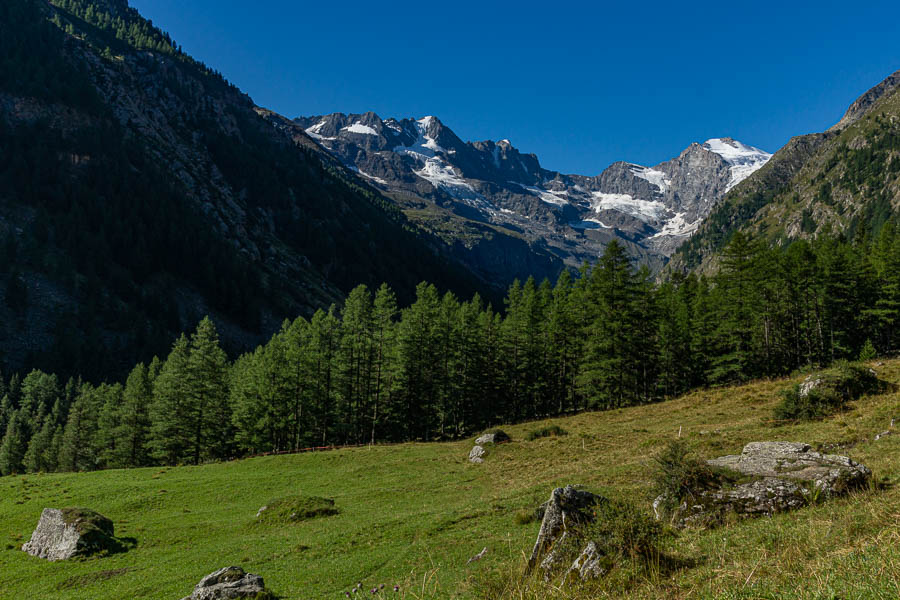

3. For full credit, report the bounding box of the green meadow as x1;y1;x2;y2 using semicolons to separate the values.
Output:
3;360;900;599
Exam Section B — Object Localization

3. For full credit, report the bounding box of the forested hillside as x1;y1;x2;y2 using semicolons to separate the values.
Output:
0;0;483;380
4;216;900;474
671;68;900;272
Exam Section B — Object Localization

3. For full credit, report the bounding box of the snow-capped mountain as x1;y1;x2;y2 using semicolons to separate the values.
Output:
285;111;772;274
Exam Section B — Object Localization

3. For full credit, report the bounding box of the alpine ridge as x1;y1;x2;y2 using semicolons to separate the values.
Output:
288;111;771;278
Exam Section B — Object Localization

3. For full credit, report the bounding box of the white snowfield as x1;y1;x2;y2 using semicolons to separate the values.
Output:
343;122;379;135
630;165;671;195
591;192;667;223
702;138;772;192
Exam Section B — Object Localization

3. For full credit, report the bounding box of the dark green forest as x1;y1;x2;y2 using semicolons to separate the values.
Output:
0;0;483;379
3;226;900;475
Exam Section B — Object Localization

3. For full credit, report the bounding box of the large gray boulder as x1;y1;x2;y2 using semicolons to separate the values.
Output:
180;567;267;600
22;508;117;561
659;442;871;527
468;445;486;463
527;485;604;574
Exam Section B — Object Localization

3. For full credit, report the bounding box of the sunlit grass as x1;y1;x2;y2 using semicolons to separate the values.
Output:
2;360;899;599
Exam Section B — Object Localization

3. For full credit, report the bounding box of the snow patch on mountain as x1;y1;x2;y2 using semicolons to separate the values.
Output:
630;165;671;194
343;122;378;135
349;166;389;186
703;138;772;191
591;192;667;222
651;212;701;238
516;183;569;207
570;218;612;230
305;120;336;141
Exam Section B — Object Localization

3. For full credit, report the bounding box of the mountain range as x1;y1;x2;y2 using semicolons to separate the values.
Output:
1;0;899;380
283;110;771;279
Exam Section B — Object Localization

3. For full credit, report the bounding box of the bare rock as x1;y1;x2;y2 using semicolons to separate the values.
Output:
662;441;871;527
527;485;604;573
468;445;486;463
475;430;510;445
180;567;267;600
22;508;117;561
566;541;606;581
874;431;893;441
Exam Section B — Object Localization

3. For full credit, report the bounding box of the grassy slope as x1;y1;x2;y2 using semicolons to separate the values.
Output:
2;361;900;599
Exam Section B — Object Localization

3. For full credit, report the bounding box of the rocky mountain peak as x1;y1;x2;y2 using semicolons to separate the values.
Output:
829;68;900;132
294;109;771;274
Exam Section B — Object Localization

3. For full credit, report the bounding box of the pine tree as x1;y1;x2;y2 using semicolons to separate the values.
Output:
149;334;192;465
115;363;152;467
186;317;231;464
0;411;27;475
24;419;54;473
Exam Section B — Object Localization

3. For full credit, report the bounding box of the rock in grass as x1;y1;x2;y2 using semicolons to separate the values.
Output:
661;441;871;526
22;508;117;561
566;541;605;581
180;566;269;600
255;495;338;524
527;485;604;574
468;445;486;464
475;429;510;445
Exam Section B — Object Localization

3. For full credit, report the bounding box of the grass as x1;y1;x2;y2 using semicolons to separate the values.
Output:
2;360;900;599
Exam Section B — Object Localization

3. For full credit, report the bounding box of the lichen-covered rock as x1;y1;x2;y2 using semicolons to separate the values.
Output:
468;445;486;463
659;441;871;527
566;541;605;581
180;567;267;600
527;485;604;573
22;508;117;561
475;430;510;445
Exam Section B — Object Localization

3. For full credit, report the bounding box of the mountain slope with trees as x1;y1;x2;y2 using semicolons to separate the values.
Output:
671;68;900;272
0;0;483;380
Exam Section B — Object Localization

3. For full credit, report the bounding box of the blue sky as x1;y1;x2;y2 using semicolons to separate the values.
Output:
130;0;900;175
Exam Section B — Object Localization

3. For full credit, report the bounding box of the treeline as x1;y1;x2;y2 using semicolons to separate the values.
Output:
3;225;900;474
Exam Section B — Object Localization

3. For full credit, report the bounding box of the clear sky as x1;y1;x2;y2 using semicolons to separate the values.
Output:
130;0;900;175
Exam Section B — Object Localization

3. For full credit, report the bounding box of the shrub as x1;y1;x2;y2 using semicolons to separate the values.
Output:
651;441;719;513
525;425;568;441
774;361;882;422
553;498;664;570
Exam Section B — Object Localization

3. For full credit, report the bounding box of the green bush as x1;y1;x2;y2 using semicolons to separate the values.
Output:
774;361;882;422
651;441;719;513
525;425;569;441
554;498;664;569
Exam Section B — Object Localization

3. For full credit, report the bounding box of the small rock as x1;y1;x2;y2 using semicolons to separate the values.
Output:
468;445;486;463
255;506;268;518
467;547;487;564
22;508;118;561
475;430;510;445
874;431;893;441
180;566;267;600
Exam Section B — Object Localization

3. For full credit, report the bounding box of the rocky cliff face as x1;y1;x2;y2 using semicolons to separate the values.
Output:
290;112;771;274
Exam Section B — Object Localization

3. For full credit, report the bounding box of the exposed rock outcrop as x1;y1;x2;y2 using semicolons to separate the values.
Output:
475;430;510;445
527;485;604;574
22;508;118;561
657;442;871;527
180;567;268;600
